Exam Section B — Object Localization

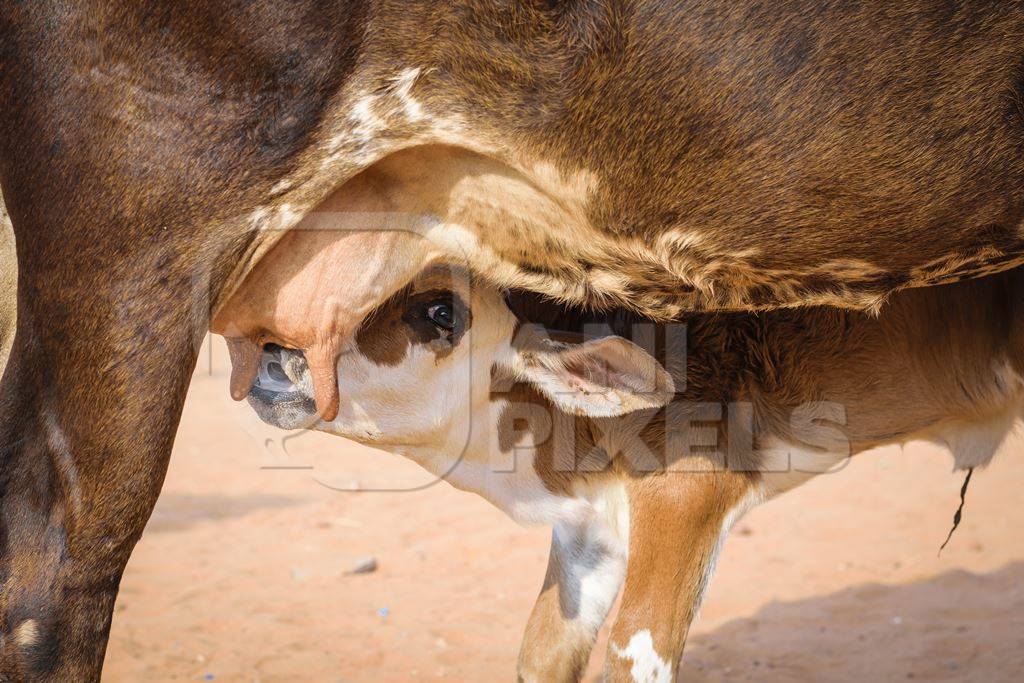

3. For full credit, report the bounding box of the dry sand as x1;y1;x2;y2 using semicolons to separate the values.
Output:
101;338;1024;682
0;189;16;371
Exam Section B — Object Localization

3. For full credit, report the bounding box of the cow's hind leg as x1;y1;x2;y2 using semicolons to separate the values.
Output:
518;515;628;682
604;473;758;683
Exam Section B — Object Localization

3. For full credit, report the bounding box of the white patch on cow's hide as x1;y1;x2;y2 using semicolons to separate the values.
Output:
319;86;391;170
572;479;630;546
612;630;673;683
275;204;302;231
269;178;296;195
408;419;586;527
12;620;39;648
345;94;388;147
404;450;583;526
245;203;305;236
319;66;469;173
425;113;471;146
552;517;627;632
390;67;426;123
44;410;82;519
326;343;462;446
246;206;271;231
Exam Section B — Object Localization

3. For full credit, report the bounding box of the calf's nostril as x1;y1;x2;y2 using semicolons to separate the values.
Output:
267;361;289;383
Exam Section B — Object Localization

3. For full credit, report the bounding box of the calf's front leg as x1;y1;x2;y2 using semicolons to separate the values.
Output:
606;472;758;683
518;515;628;682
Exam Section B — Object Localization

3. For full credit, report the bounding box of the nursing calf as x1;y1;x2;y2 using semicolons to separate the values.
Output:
221;258;1024;681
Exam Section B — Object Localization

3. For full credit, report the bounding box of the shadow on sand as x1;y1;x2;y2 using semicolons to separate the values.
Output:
677;563;1024;682
145;493;302;533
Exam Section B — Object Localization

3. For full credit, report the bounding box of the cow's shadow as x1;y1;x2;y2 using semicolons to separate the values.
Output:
671;562;1024;683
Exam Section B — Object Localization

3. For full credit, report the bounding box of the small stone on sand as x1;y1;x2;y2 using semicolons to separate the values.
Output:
347;556;378;575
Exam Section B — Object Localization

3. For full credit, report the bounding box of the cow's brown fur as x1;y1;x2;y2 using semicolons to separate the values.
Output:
218;1;1024;318
4;1;1024;678
507;270;1024;472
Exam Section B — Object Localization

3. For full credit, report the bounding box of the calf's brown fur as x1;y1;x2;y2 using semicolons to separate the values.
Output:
503;271;1024;679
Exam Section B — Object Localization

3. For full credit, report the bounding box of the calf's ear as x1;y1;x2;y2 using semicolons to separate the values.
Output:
512;327;675;418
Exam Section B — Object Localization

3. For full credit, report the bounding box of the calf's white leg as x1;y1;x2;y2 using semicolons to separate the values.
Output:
518;516;628;682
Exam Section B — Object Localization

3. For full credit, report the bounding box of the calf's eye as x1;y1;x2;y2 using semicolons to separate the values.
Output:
426;302;456;331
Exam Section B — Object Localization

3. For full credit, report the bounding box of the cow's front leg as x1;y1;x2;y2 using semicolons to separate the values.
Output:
517;515;628;682
605;473;757;683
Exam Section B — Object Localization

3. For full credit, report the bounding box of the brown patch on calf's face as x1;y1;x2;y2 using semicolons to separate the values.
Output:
355;267;472;367
491;379;603;497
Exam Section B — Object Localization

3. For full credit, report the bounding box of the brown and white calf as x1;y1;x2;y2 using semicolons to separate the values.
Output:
226;255;1024;681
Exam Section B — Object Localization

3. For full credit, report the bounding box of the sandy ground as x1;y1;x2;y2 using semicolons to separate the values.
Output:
101;337;1024;682
0;189;16;372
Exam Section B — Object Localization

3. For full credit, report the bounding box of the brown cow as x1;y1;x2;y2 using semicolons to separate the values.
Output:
4;2;1024;679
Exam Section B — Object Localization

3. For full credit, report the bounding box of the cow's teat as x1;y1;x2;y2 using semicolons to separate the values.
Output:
211;170;447;421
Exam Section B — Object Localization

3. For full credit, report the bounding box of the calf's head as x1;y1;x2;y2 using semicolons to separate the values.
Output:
228;258;675;452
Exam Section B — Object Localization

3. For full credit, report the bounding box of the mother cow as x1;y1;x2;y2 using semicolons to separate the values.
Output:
2;1;1024;679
